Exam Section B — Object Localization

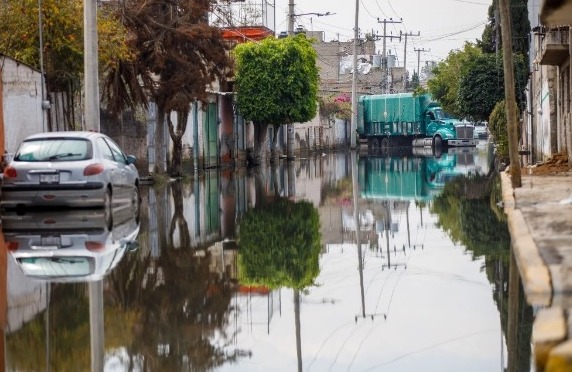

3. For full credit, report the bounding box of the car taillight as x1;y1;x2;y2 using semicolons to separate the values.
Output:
7;241;19;251
3;166;17;178
84;163;104;176
85;241;105;252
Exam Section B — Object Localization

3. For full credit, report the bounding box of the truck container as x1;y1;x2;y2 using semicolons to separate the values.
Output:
357;93;478;149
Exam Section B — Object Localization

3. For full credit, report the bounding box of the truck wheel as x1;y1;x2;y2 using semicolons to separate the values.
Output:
432;136;443;158
371;138;380;148
381;138;390;149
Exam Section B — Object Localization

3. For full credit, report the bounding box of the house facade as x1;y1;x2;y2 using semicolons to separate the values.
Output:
527;0;572;165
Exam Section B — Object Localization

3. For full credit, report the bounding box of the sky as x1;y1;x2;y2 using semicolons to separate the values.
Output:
272;0;492;75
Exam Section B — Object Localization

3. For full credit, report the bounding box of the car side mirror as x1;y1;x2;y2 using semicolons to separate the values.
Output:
126;155;137;165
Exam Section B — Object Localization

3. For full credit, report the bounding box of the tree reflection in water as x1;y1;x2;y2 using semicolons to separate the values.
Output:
432;173;533;372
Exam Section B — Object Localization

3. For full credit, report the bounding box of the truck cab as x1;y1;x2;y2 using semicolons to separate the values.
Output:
421;105;478;148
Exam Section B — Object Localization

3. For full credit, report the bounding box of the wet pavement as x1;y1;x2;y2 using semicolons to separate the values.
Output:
501;170;572;372
0;144;537;371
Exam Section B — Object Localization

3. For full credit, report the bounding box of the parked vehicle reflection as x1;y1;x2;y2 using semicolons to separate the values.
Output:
1;204;139;282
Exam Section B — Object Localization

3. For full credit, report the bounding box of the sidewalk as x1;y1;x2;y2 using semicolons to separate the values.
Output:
501;170;572;371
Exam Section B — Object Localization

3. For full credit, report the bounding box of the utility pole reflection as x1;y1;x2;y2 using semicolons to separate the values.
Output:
352;151;386;322
89;281;104;372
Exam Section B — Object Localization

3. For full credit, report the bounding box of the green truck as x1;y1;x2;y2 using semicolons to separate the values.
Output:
357;93;478;149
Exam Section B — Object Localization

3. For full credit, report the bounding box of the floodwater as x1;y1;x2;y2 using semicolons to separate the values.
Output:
0;141;534;372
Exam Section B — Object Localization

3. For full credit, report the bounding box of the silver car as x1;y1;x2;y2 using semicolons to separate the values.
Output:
1;131;140;210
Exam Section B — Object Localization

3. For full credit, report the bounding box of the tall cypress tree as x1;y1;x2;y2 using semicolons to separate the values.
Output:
479;0;530;63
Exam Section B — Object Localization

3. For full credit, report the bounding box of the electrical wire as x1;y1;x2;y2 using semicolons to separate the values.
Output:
423;21;487;42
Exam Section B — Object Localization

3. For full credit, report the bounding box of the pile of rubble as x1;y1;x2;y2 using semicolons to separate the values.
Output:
522;152;571;175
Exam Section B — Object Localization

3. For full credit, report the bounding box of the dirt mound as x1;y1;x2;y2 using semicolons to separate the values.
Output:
522;152;570;175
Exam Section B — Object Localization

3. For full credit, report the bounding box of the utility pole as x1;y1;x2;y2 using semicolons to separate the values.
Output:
377;18;402;93
494;0;500;54
287;0;295;160
84;0;100;132
287;2;333;157
288;0;295;36
499;0;522;187
413;47;429;84
350;0;359;149
401;31;420;92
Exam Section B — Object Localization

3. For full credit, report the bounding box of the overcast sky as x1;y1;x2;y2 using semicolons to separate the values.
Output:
273;0;491;74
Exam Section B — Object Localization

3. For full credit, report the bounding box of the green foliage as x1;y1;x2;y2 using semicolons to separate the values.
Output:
234;35;319;126
428;39;528;121
413;85;428;96
489;100;518;162
479;3;497;54
431;175;511;259
238;198;321;290
457;53;528;122
458;54;503;121
479;0;530;62
427;43;482;117
0;0;131;92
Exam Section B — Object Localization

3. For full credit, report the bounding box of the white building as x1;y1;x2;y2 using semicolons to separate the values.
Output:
0;54;46;159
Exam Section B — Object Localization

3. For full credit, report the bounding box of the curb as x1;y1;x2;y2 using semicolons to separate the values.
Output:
500;171;552;306
500;171;572;371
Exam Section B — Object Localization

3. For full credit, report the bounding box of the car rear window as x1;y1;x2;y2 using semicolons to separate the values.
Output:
14;138;92;162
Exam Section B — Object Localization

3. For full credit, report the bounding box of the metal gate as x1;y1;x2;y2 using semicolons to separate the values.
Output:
203;102;219;168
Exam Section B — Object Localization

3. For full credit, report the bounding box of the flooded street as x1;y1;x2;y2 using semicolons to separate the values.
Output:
1;141;535;371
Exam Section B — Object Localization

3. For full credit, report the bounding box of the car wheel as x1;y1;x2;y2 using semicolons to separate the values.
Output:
131;186;140;218
103;188;113;230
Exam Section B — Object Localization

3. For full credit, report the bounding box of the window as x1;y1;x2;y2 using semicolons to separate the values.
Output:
15;138;92;162
103;138;127;164
97;138;115;162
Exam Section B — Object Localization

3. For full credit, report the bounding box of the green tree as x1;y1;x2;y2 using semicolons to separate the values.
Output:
238;197;321;290
103;0;233;176
489;100;519;163
457;53;528;121
234;35;319;165
479;0;530;63
427;43;482;117
428;40;527;122
0;0;131;130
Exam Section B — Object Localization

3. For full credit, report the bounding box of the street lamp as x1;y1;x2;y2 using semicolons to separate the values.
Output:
288;9;335;36
293;11;334;17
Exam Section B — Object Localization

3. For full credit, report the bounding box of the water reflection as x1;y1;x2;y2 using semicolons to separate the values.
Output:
1;145;535;371
2;206;139;282
2;204;139;372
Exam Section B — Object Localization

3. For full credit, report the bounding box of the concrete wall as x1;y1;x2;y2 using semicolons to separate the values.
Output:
0;56;46;155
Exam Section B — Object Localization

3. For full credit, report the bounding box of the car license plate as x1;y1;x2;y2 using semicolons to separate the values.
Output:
40;173;59;184
39;236;61;249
